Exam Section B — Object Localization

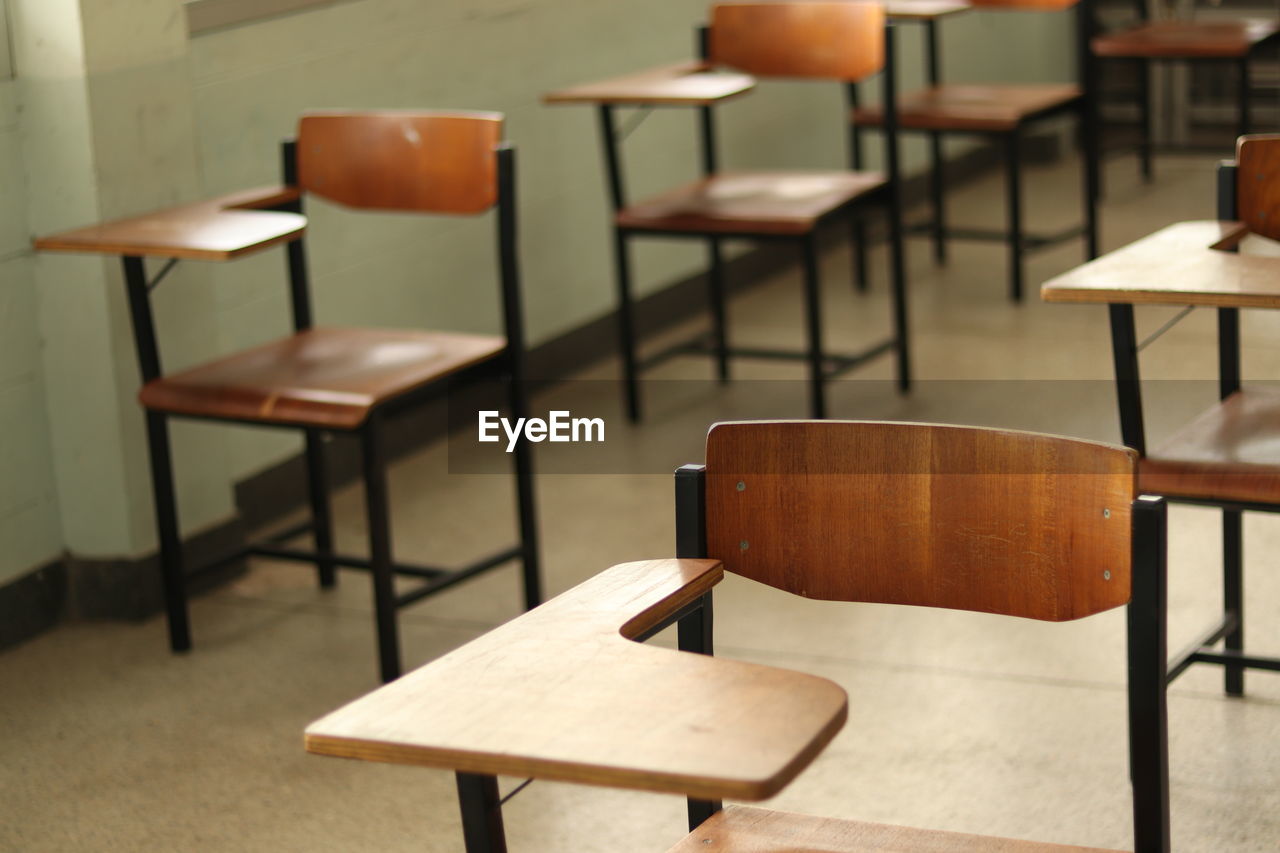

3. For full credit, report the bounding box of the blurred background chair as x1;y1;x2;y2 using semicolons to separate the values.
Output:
855;0;1100;302
546;2;910;422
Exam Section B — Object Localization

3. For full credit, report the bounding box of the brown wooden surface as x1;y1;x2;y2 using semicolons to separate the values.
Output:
297;111;502;214
1040;220;1280;309
543;61;756;105
968;0;1078;8
704;421;1136;622
305;559;848;801
616;171;885;236
885;0;972;21
854;84;1082;131
1093;20;1280;59
1236;135;1280;242
1140;389;1280;506
138;327;504;430
33;186;304;261
709;2;884;82
668;806;1126;853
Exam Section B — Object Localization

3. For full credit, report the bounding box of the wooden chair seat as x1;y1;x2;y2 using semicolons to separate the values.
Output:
138;326;504;430
1139;388;1280;506
852;84;1082;132
668;806;1126;853
1092;20;1280;59
614;171;887;236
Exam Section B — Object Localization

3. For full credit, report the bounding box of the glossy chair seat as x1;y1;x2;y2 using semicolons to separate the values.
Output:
138;327;504;430
615;171;887;236
854;83;1082;132
669;806;1125;853
1092;20;1280;59
1138;387;1280;506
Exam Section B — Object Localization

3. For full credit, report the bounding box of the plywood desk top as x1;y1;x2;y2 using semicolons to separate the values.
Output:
1041;220;1280;309
1093;20;1280;59
305;558;848;801
544;61;756;106
885;0;971;21
34;186;305;262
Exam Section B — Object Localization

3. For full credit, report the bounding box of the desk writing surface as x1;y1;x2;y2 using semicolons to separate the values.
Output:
34;186;305;262
884;0;971;20
1041;220;1280;309
305;559;848;802
544;61;756;106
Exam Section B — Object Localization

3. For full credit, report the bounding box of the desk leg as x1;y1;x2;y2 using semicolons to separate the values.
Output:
122;255;191;654
456;773;508;853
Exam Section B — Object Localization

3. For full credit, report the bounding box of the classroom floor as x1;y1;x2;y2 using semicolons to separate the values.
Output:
4;148;1280;852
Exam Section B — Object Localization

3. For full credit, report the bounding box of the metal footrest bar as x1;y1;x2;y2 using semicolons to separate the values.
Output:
246;544;448;579
395;546;524;609
635;331;715;372
1167;612;1238;684
1187;649;1280;673
636;333;896;380
905;222;1086;250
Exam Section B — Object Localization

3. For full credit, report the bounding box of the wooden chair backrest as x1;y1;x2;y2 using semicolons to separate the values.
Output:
703;421;1137;621
708;2;884;82
967;0;1079;10
296;111;503;214
1236;135;1280;242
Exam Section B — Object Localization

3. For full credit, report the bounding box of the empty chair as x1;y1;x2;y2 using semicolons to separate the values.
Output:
306;420;1172;853
1043;133;1280;697
545;2;910;422
1093;6;1280;180
854;0;1100;301
38;111;543;684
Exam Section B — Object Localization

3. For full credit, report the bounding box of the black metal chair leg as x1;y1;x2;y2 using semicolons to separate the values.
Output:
612;229;642;423
1003;130;1024;303
1081;97;1101;261
456;773;508;853
678;592;722;830
506;364;543;611
707;237;730;382
1128;495;1172;853
144;410;191;653
361;415;401;683
801;233;827;420
305;429;336;589
929;131;947;264
1138;58;1153;183
1223;508;1245;697
851;218;870;293
1238;57;1251;138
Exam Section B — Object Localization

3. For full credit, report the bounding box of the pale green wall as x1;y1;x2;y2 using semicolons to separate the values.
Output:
0;76;62;583
0;0;1073;587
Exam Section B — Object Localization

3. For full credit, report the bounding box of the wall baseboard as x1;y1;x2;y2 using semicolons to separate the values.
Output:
0;130;1065;651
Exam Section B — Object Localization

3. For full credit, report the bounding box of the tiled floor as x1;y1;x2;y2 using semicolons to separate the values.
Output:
4;149;1280;852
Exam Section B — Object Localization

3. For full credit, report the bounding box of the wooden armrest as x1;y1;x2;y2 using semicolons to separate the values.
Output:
1041;220;1280;309
884;0;971;21
305;559;848;801
543;61;756;106
33;185;306;261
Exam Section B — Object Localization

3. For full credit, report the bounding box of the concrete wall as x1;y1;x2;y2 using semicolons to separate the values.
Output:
0;0;1073;591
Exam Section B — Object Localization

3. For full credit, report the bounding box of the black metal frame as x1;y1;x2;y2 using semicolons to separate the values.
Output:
855;1;1101;302
121;136;542;685
1104;157;1280;695
1096;0;1277;181
601;22;910;423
